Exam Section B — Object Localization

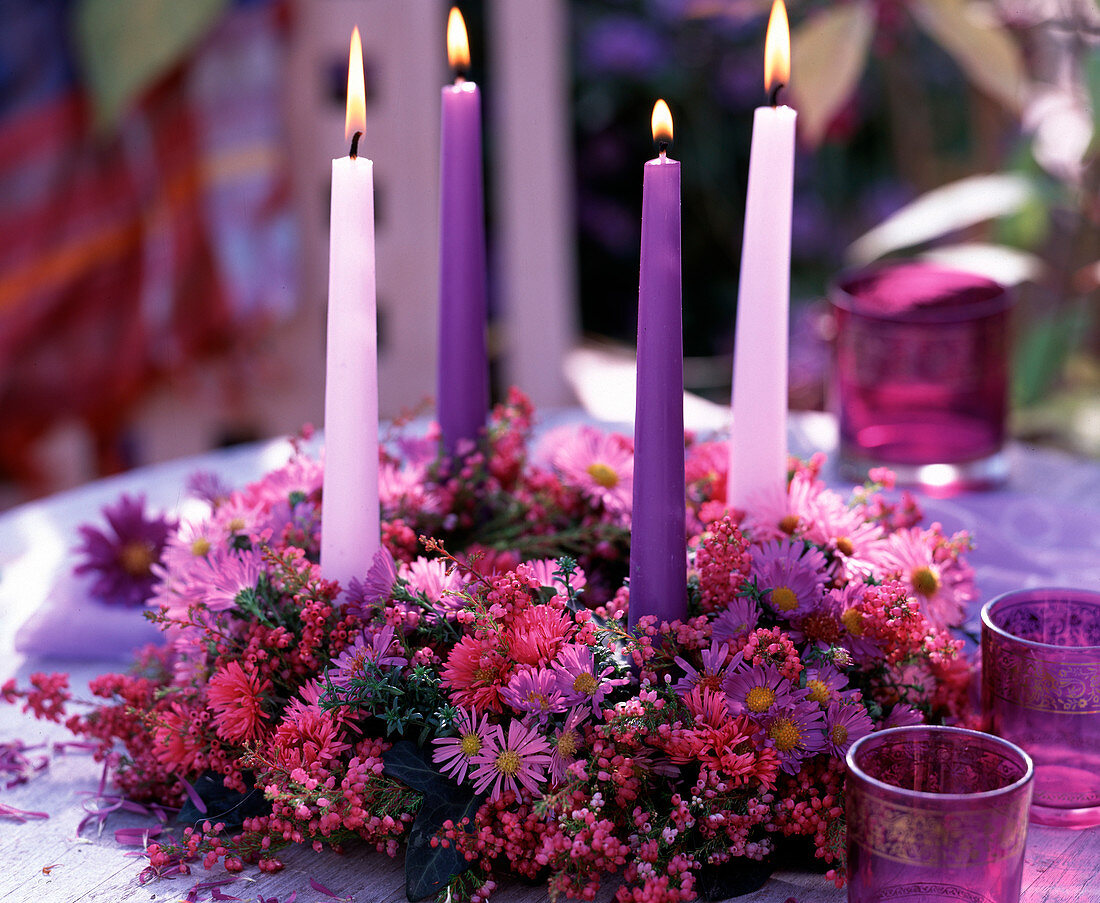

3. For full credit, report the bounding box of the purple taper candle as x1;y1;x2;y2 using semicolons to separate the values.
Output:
629;100;687;631
437;7;489;455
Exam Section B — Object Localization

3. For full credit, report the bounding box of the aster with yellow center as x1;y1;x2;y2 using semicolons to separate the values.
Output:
770;586;799;612
432;708;490;785
910;565;940;597
746;686;777;713
585;462;620;488
471;721;553;801
806;679;831;705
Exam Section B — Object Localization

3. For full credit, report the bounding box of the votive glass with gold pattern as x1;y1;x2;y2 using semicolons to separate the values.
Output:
846;725;1033;903
982;587;1100;828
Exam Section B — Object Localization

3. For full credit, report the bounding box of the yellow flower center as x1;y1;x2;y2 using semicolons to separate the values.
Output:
911;566;940;597
526;692;550;711
806;679;831;704
475;667;497;683
227;517;246;532
496;749;521;776
556;729;579;758
118;541;155;577
841;607;865;637
745;686;776;713
770;586;799;612
768;718;802;752
573;672;598;696
830;724;849;746
836;536;854;557
190;537;212;557
586;462;619;489
459;733;482;756
779;514;800;535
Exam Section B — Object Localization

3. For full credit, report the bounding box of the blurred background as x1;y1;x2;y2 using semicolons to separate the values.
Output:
1;0;1098;509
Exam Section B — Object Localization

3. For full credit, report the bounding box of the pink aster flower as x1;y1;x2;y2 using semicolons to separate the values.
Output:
550;425;634;516
506;605;573;668
500;668;568;722
763;701;826;773
801;663;852;708
549;707;589;784
880;526;973;630
882;703;925;728
432;708;491;785
552;643;622;715
401;557;467;611
344;546;400;617
186;546;265;612
750;539;828;620
724;663;804;719
470;719;552;800
823;701;874;757
206;661;272;744
673;641;738;695
74;494;177;607
739;472;819;542
525;559;588;600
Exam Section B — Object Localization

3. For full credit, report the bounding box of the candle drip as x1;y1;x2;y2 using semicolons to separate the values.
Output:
768;82;785;108
349;130;362;159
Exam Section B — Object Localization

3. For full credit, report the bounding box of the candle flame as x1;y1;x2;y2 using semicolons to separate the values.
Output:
345;26;366;144
651;99;673;146
447;7;470;72
764;0;790;94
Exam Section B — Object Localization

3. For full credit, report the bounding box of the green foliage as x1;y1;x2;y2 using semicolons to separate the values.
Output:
382;741;484;902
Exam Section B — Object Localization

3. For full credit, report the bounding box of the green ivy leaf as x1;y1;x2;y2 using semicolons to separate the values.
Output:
382;741;484;902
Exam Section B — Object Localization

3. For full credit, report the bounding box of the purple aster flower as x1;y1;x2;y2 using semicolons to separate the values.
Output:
186;470;232;505
724;663;805;719
432;708;490;785
764;701;827;773
470;719;552;801
328;625;406;687
500;668;568;722
802;663;852;709
711;597;760;645
549;706;589;784
751;539;828;620
74;494;177;607
551;643;624;716
344;546;399;617
823;702;874;757
882;703;925;729
673;641;738;695
828;584;882;664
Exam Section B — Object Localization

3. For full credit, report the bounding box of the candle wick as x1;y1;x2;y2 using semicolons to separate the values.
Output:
769;82;785;107
349;130;362;159
657;139;671;155
453;70;468;86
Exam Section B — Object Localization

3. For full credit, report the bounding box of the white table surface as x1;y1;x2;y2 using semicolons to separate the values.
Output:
2;414;1099;903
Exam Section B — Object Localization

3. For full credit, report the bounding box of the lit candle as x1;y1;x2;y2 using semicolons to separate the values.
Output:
728;0;796;510
629;100;686;631
438;7;489;455
321;26;380;587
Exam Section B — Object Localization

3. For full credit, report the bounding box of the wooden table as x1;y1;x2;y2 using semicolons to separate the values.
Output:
3;417;1099;902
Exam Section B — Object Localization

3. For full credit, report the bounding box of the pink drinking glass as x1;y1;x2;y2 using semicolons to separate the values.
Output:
830;262;1013;495
846;725;1033;903
981;587;1100;828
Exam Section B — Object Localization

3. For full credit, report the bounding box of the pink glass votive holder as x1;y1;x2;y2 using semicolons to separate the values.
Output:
830;262;1012;495
981;587;1100;828
846;725;1033;903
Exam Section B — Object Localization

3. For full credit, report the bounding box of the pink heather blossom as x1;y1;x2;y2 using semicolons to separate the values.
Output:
206;661;272;744
500;667;568;721
470;719;552;800
432;708;490;785
750;539;828;620
550;425;634;516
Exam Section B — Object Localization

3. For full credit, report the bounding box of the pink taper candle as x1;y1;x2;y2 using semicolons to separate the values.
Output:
438;7;489;455
728;0;796;510
321;26;380;587
629;100;686;631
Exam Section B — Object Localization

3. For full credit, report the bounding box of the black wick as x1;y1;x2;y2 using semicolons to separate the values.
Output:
657;138;671;154
349;130;362;159
769;81;785;107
